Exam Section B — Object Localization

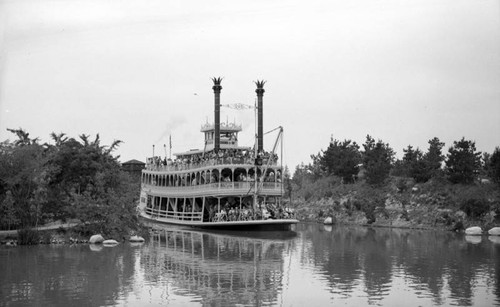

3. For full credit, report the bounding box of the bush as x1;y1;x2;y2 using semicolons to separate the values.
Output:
40;231;53;244
460;198;489;219
17;228;40;245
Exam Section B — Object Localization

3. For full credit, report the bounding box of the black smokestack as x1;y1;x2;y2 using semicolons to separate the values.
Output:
255;80;266;152
212;77;223;152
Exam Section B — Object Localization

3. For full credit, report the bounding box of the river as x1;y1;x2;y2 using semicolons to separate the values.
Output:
0;223;499;306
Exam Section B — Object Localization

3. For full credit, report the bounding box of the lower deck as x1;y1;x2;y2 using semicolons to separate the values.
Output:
139;188;297;230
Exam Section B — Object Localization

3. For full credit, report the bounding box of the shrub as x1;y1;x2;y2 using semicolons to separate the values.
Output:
40;231;53;244
460;198;489;219
17;228;40;245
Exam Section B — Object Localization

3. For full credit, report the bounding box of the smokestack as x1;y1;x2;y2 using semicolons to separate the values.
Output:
212;77;223;152
255;80;266;152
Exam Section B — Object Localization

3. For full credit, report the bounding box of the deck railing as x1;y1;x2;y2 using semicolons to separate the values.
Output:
143;181;282;196
145;157;278;172
145;207;203;222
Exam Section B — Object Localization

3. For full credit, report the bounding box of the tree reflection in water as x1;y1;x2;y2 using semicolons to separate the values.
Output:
299;223;500;306
0;244;137;306
0;224;499;306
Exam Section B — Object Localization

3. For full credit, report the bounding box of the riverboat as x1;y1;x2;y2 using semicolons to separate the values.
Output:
138;78;298;230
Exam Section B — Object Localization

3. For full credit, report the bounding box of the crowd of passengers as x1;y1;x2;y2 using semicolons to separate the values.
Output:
148;201;294;221
210;201;294;222
148;149;278;169
146;169;281;187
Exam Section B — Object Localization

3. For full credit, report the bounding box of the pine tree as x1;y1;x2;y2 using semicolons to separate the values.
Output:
362;135;395;185
445;138;481;184
320;138;361;183
488;147;500;185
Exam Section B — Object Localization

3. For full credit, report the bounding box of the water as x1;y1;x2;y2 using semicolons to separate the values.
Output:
1;224;499;306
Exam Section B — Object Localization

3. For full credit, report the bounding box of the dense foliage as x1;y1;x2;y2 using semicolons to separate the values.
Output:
487;147;500;184
0;129;141;238
291;135;499;225
393;137;445;183
319;138;361;183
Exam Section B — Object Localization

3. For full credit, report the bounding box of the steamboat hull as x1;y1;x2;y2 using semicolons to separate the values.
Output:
140;212;298;231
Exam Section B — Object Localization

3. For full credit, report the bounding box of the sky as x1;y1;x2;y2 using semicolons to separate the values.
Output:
1;0;499;172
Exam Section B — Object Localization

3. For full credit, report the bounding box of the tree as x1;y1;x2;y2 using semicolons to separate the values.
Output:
445;138;481;184
0;191;18;230
320;138;361;183
423;137;445;178
45;134;124;220
396;138;445;183
362;135;395;185
6;128;40;146
488;147;500;185
399;145;423;178
0;128;137;236
68;170;139;238
0;140;47;227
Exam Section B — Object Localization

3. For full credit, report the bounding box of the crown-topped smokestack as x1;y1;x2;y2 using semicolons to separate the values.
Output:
255;80;266;153
212;77;223;152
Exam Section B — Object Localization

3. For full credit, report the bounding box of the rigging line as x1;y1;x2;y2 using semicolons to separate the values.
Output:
257;127;283;191
264;126;282;135
281;129;284;198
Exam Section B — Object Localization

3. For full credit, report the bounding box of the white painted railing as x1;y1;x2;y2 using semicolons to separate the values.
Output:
145;157;278;172
145;207;203;222
143;181;282;196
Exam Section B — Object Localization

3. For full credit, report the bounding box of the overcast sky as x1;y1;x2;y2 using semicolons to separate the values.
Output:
1;0;499;171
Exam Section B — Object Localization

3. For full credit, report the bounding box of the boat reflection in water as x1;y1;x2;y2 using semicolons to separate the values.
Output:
140;227;296;306
1;224;499;306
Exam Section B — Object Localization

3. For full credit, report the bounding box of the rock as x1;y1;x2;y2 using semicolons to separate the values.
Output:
103;239;119;245
5;240;17;247
323;217;333;225
89;244;104;252
465;226;482;235
489;236;500;244
89;234;104;244
129;235;145;242
465;235;482;244
480;178;491;184
488;227;500;236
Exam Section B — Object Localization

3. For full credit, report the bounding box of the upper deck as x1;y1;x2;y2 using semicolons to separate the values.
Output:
142;151;283;197
145;154;279;173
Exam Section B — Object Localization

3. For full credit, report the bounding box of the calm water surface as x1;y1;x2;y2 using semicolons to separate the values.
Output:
1;223;499;306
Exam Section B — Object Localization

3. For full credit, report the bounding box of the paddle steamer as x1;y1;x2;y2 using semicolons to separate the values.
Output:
138;78;298;230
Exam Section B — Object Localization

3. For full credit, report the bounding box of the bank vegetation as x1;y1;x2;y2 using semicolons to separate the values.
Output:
286;135;500;231
0;128;143;243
